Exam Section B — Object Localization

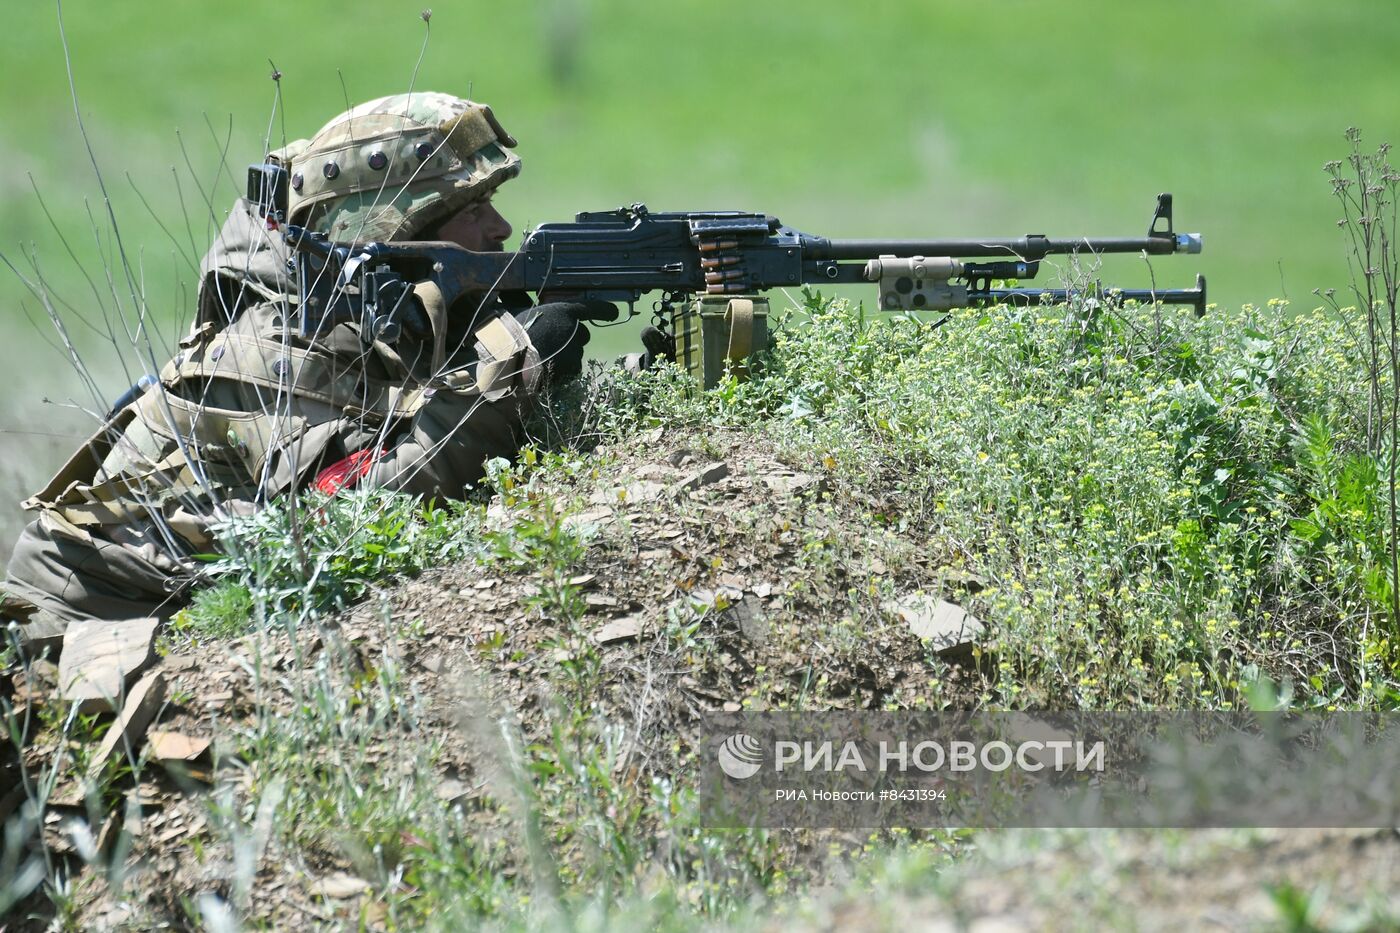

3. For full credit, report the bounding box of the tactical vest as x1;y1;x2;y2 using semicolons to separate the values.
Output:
23;295;540;556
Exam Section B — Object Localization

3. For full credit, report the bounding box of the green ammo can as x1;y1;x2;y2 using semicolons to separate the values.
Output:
671;294;769;390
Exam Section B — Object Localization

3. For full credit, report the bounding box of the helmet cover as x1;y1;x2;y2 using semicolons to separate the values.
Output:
273;92;520;242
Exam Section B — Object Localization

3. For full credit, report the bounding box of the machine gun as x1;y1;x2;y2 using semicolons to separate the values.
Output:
248;164;1205;381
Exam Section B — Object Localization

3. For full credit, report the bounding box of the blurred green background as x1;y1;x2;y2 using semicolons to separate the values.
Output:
1;0;1397;559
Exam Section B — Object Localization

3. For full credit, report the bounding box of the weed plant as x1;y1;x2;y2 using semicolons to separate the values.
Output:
588;283;1394;710
170;488;481;641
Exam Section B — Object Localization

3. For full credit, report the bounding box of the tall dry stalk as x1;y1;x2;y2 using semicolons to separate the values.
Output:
1322;129;1400;631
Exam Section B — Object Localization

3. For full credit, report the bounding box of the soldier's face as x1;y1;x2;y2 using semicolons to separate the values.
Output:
437;196;512;252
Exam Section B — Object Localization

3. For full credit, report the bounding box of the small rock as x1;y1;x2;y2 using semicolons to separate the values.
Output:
87;671;166;781
46;784;84;809
590;481;667;505
1005;715;1076;769
691;585;743;610
593;616;645;644
147;731;211;763
729;595;768;645
623;480;668;502
632;464;674;481
760;471;819;496
435;778;475;806
484;501;510;530
59;617;159;713
673;461;730;497
310;872;370;899
27;658;60;688
568;574;597;587
886;594;986;657
666;448;699;467
11;673;46;706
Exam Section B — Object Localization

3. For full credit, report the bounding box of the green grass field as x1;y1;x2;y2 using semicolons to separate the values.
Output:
0;0;1397;555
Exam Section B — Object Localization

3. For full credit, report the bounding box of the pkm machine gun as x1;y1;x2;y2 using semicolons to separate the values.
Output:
248;163;1205;386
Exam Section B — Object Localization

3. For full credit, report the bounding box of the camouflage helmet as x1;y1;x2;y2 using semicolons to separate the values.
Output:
272;92;520;242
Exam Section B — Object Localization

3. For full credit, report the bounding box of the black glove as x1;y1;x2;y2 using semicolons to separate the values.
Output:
618;325;676;375
515;300;615;381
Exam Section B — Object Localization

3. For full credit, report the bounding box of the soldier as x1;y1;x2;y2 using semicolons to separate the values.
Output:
1;92;605;630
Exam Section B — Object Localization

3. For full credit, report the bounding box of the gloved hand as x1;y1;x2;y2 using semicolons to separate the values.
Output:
514;300;616;381
619;325;676;375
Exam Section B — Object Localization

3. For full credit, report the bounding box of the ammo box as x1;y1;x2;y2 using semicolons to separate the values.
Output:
671;295;769;390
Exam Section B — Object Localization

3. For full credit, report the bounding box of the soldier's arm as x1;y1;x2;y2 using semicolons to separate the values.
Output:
314;303;600;498
362;390;530;498
354;310;543;497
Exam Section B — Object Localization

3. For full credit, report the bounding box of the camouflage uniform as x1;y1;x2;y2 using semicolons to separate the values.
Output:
3;93;553;626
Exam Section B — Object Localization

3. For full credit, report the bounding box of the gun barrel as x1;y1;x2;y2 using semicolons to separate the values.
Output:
806;234;1200;260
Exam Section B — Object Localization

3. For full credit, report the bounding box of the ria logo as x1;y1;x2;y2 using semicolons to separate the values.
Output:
716;733;764;780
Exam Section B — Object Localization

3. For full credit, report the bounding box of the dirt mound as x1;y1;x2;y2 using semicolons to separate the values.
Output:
3;427;984;927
